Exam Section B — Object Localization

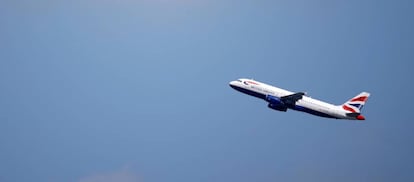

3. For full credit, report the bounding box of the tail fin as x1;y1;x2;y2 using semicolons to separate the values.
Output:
341;92;370;114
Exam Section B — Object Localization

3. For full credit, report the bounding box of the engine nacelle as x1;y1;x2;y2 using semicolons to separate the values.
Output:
265;95;284;105
268;103;287;112
265;95;287;112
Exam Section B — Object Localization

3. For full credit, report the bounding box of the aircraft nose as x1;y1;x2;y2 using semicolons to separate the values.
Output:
229;81;237;88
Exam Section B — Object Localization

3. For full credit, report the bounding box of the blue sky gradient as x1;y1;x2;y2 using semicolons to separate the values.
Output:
1;0;413;181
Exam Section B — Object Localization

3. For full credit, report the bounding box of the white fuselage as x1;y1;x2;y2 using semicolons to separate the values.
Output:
229;79;358;120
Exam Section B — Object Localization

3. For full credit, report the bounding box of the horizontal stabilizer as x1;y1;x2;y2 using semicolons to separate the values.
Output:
346;113;360;117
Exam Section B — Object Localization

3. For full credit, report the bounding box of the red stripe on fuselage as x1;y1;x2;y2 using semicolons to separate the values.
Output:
246;81;259;85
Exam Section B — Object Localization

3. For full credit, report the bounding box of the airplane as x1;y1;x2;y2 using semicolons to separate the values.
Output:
229;78;370;120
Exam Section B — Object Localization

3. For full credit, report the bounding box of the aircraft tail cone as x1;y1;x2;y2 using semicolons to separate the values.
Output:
356;115;365;120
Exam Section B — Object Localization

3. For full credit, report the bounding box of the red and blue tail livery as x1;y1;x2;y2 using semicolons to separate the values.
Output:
230;78;370;120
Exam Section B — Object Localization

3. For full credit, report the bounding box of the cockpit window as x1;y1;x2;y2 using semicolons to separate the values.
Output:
237;79;242;82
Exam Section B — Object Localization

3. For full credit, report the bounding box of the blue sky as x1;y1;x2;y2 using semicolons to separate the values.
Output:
1;0;413;181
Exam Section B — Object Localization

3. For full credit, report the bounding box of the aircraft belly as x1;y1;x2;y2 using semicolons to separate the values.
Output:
294;102;338;119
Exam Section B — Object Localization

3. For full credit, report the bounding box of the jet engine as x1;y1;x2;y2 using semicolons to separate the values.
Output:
265;95;287;112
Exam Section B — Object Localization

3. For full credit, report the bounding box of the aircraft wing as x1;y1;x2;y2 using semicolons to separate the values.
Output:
281;92;305;106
